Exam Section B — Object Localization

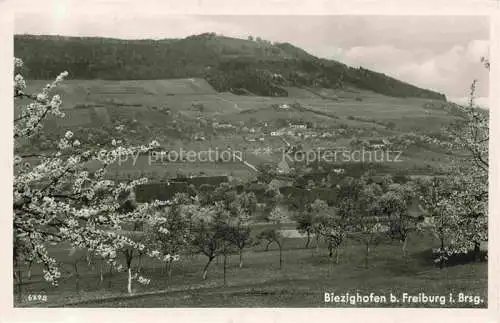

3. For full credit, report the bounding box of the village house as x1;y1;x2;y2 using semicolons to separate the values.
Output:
212;122;236;129
194;133;206;141
290;123;307;130
368;139;386;149
272;73;285;81
245;135;264;142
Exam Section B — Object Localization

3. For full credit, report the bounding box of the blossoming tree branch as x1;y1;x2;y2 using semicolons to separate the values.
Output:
13;58;172;290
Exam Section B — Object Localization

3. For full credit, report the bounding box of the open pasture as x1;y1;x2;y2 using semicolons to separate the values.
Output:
14;229;487;308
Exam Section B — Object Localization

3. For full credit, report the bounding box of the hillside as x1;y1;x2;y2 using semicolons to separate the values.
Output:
14;33;446;101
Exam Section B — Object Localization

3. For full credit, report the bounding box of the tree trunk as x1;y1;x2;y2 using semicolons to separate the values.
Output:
277;241;283;269
223;254;227;286
473;241;481;261
439;237;445;269
137;254;143;273
108;263;113;288
401;236;408;257
27;262;32;281
364;244;370;268
16;268;22;303
99;259;104;283
305;232;311;249
239;249;244;268
167;261;173;283
127;267;132;295
125;250;133;294
87;253;94;271
328;248;334;274
315;235;320;253
202;256;215;280
335;247;340;264
265;241;271;252
74;261;80;294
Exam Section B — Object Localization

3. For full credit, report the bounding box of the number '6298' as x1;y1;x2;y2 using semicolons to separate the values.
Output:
27;294;47;302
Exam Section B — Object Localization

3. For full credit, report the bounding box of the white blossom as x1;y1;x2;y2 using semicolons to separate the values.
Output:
14;57;23;68
13;60;168;286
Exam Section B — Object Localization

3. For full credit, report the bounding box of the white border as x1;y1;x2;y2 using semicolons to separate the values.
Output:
1;0;499;322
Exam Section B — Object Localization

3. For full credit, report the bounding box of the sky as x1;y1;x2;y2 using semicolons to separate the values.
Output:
14;10;490;103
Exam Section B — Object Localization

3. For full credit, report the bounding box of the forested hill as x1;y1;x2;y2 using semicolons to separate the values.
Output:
14;33;447;101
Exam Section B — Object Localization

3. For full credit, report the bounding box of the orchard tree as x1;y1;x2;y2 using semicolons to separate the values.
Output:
445;77;488;257
188;197;238;281
145;193;191;282
447;175;487;261
355;182;388;268
294;210;315;249
314;204;346;264
257;228;284;269
189;203;221;280
418;60;489;265
337;176;387;267
227;192;257;268
263;186;282;218
13;59;168;291
417;176;458;269
260;206;287;268
376;182;417;256
217;223;235;287
308;199;329;253
118;227;146;295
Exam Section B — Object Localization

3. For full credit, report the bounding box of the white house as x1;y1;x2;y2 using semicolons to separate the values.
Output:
368;139;386;149
290;124;307;129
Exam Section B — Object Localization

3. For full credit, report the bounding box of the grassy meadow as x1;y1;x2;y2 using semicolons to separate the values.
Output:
14;225;487;308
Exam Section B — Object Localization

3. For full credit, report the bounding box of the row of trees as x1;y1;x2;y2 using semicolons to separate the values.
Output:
294;175;417;267
131;184;259;287
293;172;487;269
